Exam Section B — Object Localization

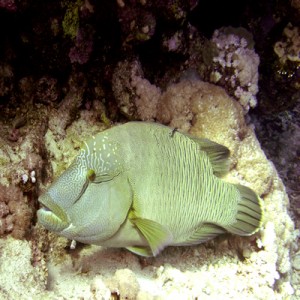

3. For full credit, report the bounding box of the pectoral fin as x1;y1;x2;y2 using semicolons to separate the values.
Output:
130;217;172;256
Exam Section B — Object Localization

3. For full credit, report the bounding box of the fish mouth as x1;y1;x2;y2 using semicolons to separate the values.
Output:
37;193;70;232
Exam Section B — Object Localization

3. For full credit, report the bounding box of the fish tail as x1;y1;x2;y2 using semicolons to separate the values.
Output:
225;184;263;236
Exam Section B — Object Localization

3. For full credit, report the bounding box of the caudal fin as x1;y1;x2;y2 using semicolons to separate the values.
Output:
225;184;263;236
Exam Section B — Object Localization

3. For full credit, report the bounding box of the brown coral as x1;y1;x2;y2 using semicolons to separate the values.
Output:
0;185;34;239
48;72;87;137
112;59;161;120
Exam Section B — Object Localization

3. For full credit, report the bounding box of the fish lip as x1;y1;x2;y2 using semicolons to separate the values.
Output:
40;204;52;212
38;195;59;215
37;193;70;231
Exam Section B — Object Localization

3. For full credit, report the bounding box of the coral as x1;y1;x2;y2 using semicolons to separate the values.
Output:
69;27;94;65
0;1;299;298
209;27;260;112
257;24;299;113
112;59;161;120
183;26;260;114
80;99;108;125
48;72;87;137
105;269;140;300
274;23;300;64
0;62;14;99
62;0;83;39
0;238;48;299
90;276;111;299
117;3;156;44
0;99;51;239
18;77;35;105
0;185;33;239
156;79;247;142
153;0;198;23
156;80;194;132
291;0;300;17
131;73;161;121
162;30;186;53
24;78;295;299
251;101;300;228
112;60;142;118
45;109;107;178
62;0;95;65
35;76;60;104
157;79;273;192
0;108;49;184
0;0;16;11
116;0;197;46
0;78;294;299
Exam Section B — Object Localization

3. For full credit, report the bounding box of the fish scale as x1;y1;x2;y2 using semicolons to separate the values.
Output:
123;125;233;241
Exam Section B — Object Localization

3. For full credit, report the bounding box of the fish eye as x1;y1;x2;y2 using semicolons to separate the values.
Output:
87;170;114;184
87;169;96;182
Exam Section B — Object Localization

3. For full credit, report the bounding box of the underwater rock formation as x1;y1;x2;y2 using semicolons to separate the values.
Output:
209;27;260;112
0;79;297;299
112;59;161;120
258;23;300;114
0;0;299;298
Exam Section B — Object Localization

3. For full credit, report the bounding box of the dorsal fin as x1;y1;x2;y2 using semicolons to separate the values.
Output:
188;136;230;177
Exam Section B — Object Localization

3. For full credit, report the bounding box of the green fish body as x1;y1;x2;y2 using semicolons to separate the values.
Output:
38;122;263;256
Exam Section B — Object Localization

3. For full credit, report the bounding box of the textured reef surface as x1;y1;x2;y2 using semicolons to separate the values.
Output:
0;0;299;299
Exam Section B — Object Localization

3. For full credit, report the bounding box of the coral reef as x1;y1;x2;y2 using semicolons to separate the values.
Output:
69;26;94;64
209;27;260;112
0;62;14;99
116;0;196;46
105;269;140;300
0;184;33;239
257;23;300;113
48;72;87;137
0;0;299;298
251;102;300;228
117;2;156;45
156;25;260;113
62;0;83;39
112;59;161;120
0;79;295;299
35;76;60;104
274;23;300;65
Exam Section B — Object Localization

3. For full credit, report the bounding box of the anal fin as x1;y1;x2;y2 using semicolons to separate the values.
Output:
181;223;226;246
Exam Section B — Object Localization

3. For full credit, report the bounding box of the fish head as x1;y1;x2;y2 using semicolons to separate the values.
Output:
37;157;90;234
37;134;132;243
